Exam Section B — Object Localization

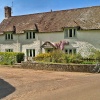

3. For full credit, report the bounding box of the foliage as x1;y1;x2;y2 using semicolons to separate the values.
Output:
51;50;66;63
34;52;52;61
16;53;24;63
0;52;24;65
34;49;100;64
65;54;83;63
89;50;100;61
34;50;83;64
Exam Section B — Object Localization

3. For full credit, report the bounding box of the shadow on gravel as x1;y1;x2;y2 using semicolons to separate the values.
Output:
0;78;15;99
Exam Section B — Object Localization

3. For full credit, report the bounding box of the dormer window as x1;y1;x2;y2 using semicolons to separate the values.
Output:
26;31;35;39
64;28;76;38
5;33;13;40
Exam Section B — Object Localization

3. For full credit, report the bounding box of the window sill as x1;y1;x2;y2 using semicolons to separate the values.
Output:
26;38;35;40
5;40;14;41
64;37;77;39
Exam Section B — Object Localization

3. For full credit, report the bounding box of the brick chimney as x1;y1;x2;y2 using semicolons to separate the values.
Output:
4;6;11;19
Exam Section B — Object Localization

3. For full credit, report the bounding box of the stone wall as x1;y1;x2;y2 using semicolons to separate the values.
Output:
72;41;97;57
0;43;20;52
21;62;95;73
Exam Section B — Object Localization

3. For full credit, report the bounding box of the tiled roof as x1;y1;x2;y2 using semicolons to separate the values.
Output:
0;6;100;34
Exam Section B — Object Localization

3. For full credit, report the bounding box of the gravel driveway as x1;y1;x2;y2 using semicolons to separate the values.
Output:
0;67;100;100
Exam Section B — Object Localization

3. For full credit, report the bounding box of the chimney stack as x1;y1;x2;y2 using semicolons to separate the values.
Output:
4;6;11;19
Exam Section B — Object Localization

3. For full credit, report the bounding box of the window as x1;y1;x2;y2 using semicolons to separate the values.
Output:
69;49;72;54
26;49;35;57
65;28;76;38
26;31;35;39
65;48;76;54
5;33;13;40
5;49;13;52
45;48;53;53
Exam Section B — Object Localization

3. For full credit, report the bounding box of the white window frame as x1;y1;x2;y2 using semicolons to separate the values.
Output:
5;33;13;40
26;49;35;57
5;49;13;52
26;31;35;39
64;28;76;38
65;48;76;54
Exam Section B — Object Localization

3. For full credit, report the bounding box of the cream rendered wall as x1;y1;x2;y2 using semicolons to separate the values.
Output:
37;30;100;57
37;31;78;42
0;34;20;52
77;30;100;49
37;32;64;42
72;30;100;57
0;30;100;58
37;31;78;53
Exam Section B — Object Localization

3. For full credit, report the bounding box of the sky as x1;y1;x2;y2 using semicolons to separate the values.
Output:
0;0;100;22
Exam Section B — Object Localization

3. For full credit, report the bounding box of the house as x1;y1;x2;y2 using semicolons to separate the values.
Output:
0;6;100;60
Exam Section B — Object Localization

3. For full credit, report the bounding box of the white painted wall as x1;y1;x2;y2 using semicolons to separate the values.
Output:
37;32;64;42
77;30;100;49
0;29;100;58
22;40;41;56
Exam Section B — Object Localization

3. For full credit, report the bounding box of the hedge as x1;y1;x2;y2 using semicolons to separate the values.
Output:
0;52;24;65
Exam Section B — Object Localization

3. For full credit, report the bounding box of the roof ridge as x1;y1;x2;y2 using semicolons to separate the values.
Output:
11;5;100;18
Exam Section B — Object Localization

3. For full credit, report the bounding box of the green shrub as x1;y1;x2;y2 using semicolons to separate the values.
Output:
34;52;52;62
16;53;24;63
51;50;66;63
65;54;83;63
0;52;24;65
89;50;100;61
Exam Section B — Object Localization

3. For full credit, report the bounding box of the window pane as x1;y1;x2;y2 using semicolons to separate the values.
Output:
30;32;32;39
33;49;35;57
8;34;10;39
69;29;72;37
33;32;35;38
11;49;13;52
26;32;28;39
65;30;68;38
65;49;68;53
73;29;76;37
5;34;7;40
69;49;72;54
11;34;13;39
30;49;32;57
73;49;76;54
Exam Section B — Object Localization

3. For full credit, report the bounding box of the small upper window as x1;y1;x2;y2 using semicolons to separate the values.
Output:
5;33;13;40
26;31;35;39
65;28;76;38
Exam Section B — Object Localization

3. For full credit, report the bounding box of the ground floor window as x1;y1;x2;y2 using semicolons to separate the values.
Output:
5;49;13;52
26;49;35;57
65;48;76;54
45;48;53;53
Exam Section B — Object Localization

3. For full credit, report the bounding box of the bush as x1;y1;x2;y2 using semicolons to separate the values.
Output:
16;53;24;63
0;52;24;65
89;50;100;61
51;50;66;63
34;52;52;62
64;54;83;63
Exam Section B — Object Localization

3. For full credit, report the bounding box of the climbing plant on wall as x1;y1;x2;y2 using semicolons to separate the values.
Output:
54;41;69;50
